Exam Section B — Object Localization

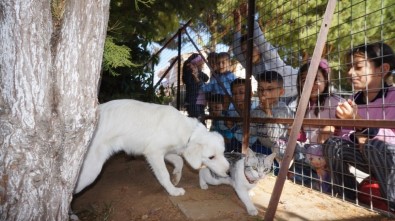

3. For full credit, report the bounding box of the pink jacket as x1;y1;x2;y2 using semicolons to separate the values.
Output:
339;86;395;145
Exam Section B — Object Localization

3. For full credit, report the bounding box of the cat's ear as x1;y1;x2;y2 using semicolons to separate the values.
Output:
268;152;277;161
246;148;256;158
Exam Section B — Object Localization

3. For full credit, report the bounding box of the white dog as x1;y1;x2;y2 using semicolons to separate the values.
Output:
74;99;229;196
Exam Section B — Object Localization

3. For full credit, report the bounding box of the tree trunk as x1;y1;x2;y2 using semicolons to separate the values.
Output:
0;0;110;220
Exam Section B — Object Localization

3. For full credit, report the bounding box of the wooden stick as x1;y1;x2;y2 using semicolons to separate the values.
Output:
241;0;256;154
264;0;338;220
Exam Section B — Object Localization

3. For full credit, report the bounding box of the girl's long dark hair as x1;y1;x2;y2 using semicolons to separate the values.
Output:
347;42;395;82
296;61;331;117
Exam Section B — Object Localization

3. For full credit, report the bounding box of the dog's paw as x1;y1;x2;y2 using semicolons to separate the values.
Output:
168;187;185;196
200;183;208;190
171;170;182;186
247;208;258;216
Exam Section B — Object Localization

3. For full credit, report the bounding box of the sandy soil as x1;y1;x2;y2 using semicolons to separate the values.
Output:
71;153;391;221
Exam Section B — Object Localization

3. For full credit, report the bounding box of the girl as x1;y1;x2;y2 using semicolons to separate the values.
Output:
290;59;339;145
288;59;340;192
182;53;209;122
323;42;395;212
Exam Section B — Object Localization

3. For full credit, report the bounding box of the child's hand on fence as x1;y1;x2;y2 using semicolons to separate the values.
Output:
233;8;241;31
336;99;359;120
259;98;273;116
188;63;200;82
239;3;248;17
233;8;240;20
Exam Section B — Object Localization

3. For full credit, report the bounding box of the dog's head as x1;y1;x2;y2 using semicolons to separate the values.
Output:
183;124;229;177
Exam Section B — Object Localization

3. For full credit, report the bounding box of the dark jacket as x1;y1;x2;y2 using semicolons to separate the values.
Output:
183;68;209;104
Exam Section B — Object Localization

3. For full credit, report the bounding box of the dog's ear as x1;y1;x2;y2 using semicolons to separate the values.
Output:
183;124;207;169
183;141;203;169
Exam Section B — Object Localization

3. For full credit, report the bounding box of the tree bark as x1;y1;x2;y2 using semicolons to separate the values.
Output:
0;0;110;220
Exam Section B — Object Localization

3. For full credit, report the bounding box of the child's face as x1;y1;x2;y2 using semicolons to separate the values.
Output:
217;57;231;74
232;84;247;111
209;102;223;116
257;81;284;109
300;70;326;100
346;54;383;90
208;58;217;72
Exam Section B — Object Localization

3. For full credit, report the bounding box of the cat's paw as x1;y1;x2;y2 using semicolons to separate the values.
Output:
168;187;185;196
249;190;256;197
200;183;208;190
247;208;258;216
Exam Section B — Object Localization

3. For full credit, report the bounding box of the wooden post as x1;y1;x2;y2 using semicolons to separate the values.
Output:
264;0;338;220
176;29;182;110
241;0;256;154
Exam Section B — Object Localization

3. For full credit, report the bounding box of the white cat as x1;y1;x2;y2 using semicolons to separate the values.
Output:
199;149;276;216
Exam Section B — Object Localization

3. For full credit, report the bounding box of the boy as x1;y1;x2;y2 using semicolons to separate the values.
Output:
203;52;236;110
226;78;258;152
206;52;218;76
250;70;293;155
207;94;233;148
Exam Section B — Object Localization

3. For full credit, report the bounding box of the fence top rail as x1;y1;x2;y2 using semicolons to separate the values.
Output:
203;115;395;128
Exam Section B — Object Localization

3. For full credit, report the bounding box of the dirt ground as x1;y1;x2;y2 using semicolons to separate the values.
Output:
71;152;392;221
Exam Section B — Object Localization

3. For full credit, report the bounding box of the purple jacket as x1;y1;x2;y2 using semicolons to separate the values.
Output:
339;85;395;145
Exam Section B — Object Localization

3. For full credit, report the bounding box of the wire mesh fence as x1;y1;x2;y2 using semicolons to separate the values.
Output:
149;0;395;216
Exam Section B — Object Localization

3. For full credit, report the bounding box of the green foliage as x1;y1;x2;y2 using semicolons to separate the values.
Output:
102;37;136;76
100;0;220;103
108;0;219;43
156;84;176;105
101;0;394;101
208;0;394;61
99;34;154;103
197;0;395;91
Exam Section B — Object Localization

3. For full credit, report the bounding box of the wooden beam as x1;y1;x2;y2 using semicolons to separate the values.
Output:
241;0;256;154
264;0;338;220
203;116;395;128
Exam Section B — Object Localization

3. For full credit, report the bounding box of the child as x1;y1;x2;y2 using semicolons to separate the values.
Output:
207;94;233;149
203;52;237;111
182;53;209;122
289;59;339;144
323;42;395;211
208;93;224;117
227;78;259;152
249;71;293;156
206;52;218;76
288;59;339;192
